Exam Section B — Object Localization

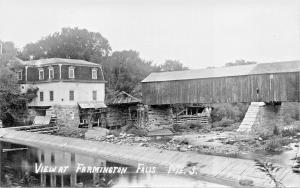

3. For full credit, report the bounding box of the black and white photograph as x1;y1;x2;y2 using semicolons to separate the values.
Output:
0;0;300;187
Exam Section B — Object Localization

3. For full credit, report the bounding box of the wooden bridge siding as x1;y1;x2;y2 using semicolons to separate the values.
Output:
142;72;299;105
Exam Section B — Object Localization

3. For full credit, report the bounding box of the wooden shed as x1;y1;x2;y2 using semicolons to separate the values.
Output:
106;91;148;129
142;61;300;105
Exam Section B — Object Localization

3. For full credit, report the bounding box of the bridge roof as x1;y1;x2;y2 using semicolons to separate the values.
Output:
142;60;300;83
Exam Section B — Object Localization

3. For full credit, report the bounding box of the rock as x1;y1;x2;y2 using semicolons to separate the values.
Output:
187;145;193;149
239;179;254;186
180;147;188;152
106;135;115;139
258;137;263;141
134;137;142;142
138;143;145;147
226;139;236;145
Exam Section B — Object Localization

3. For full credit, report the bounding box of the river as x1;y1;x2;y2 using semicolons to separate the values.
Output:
0;141;228;187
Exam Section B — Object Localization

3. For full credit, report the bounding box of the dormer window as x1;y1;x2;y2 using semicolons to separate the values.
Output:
92;68;97;79
68;67;75;79
17;71;22;80
48;67;54;79
39;69;44;80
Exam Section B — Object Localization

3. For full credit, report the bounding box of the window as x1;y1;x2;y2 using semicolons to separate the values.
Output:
40;92;44;101
17;71;22;80
39;69;44;80
49;67;54;79
92;90;97;101
92;68;97;79
69;90;74;101
49;91;54;101
68;67;75;79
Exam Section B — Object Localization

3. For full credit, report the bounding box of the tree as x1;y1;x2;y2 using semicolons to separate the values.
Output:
225;59;257;67
0;40;21;68
19;27;111;62
102;50;156;97
0;41;37;127
159;60;189;72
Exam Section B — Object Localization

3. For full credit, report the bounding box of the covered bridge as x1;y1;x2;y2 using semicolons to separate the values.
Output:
142;61;300;105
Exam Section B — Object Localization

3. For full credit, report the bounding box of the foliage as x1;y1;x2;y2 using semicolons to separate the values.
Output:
101;50;159;95
19;27;111;61
281;124;300;137
0;67;25;126
225;59;257;67
263;136;290;152
254;159;284;188
159;59;188;72
211;103;249;123
0;42;38;127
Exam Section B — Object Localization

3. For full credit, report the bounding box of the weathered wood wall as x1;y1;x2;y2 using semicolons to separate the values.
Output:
142;72;300;105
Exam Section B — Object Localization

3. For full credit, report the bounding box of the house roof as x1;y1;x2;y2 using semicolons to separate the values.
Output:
108;91;142;105
21;58;100;67
142;60;300;83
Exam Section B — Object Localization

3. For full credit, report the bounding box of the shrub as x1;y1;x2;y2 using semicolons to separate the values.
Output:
263;137;291;152
264;138;282;152
211;103;249;123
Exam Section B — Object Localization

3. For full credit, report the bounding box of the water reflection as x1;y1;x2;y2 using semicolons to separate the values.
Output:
0;141;132;187
0;142;225;187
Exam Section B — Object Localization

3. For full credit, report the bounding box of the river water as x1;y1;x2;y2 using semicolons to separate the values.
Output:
0;141;228;187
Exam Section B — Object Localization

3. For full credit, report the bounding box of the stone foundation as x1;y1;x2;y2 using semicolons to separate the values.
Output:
246;102;300;135
46;105;80;128
146;105;173;130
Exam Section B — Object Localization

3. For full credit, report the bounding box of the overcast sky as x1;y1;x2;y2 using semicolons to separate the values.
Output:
0;0;299;69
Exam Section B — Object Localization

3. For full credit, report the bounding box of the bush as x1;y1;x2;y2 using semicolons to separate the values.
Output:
264;138;282;152
211;103;249;123
281;124;300;137
263;137;291;152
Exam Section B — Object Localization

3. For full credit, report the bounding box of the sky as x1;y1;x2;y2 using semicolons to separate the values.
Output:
0;0;299;69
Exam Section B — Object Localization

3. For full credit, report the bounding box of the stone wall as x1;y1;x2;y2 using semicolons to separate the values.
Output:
146;105;173;131
46;105;80;128
251;102;300;135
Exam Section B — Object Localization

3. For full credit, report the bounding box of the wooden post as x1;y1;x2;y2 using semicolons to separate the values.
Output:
70;153;76;187
50;152;56;187
61;175;64;187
